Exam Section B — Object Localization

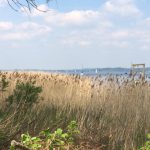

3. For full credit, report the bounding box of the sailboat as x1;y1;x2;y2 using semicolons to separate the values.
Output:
95;68;98;74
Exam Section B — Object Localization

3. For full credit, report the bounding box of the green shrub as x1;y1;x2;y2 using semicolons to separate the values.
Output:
6;81;42;107
21;133;42;149
41;120;79;149
10;121;79;150
139;134;150;150
0;81;42;149
0;75;9;92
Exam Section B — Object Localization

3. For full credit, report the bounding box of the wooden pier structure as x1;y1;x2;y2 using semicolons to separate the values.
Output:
130;64;145;80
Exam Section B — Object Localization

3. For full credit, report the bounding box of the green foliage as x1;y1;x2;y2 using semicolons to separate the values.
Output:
0;80;43;149
139;134;150;150
0;75;9;121
21;133;42;149
6;81;42;107
10;145;15;150
67;120;80;143
41;121;79;149
0;75;9;92
10;121;79;150
41;128;68;149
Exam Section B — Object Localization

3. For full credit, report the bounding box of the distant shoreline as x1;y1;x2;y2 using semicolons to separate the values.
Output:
1;67;150;76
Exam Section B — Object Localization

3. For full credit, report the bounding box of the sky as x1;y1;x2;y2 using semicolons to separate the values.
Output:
0;0;150;69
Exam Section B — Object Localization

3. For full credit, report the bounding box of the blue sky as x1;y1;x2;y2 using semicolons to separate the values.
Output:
0;0;150;69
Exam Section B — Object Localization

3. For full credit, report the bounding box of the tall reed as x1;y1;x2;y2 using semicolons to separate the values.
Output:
0;71;150;149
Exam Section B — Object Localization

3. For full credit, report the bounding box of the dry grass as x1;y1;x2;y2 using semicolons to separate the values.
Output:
0;71;150;149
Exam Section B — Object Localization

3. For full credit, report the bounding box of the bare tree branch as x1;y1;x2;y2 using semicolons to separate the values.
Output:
6;0;51;11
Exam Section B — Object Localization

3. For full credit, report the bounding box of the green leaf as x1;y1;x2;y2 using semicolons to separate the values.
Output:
49;144;53;150
31;137;41;142
148;134;150;139
61;133;68;139
56;128;63;135
40;128;51;137
31;143;42;149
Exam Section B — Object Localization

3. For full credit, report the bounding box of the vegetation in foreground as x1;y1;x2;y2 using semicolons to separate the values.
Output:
0;72;150;149
10;121;79;150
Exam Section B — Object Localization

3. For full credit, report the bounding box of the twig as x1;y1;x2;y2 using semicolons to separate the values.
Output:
11;140;31;150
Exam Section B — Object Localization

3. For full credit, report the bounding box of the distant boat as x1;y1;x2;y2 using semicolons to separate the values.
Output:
80;70;84;76
95;69;98;74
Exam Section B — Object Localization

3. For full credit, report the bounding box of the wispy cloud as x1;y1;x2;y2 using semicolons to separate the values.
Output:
103;0;142;18
0;0;7;7
0;21;51;41
0;0;150;67
0;0;144;47
0;22;13;30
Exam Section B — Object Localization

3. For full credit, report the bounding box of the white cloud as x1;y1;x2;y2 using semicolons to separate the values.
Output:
61;34;92;47
60;11;111;29
111;30;130;39
0;22;51;41
0;0;7;7
56;10;101;26
103;0;142;18
0;33;29;40
19;22;51;32
30;5;112;28
0;22;13;30
0;0;149;52
1;0;150;68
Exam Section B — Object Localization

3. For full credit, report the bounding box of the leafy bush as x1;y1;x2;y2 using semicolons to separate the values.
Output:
0;75;9;118
139;134;150;150
0;80;42;149
10;121;79;150
21;133;42;149
41;120;79;149
0;75;9;92
6;81;42;107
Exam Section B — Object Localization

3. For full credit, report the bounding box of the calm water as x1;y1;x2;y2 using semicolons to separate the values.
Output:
50;68;150;77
